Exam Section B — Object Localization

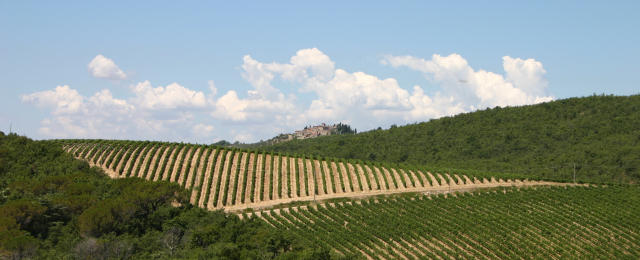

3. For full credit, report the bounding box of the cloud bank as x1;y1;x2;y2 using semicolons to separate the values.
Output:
23;49;553;142
21;82;208;141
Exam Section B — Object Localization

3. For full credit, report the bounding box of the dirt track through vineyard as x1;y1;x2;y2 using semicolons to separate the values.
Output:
190;148;209;204
129;146;148;178
289;157;297;198
216;150;234;208
306;159;316;196
98;148;117;178
207;150;226;210
170;146;187;182
198;149;217;208
321;160;334;194
153;146;171;181
177;147;194;186
331;161;344;193
254;153;264;203
184;147;202;189
225;152;240;206
244;153;256;203
116;147;135;177
347;163;361;192
137;146;156;178
223;179;588;212
107;147;125;173
272;156;280;200
313;160;325;195
281;156;289;199
96;147;111;167
263;154;272;201
146;146;165;180
234;152;248;205
298;158;307;197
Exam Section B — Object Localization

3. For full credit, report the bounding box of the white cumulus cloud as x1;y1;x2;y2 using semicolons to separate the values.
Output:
21;85;85;115
131;81;207;110
22;82;215;141
88;54;127;80
382;53;553;109
217;48;479;132
23;87;134;138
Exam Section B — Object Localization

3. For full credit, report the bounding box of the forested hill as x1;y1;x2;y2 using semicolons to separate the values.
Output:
0;133;331;259
260;94;640;184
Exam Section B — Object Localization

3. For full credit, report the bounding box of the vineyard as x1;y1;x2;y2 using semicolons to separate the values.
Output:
59;140;578;212
249;186;640;259
55;139;640;259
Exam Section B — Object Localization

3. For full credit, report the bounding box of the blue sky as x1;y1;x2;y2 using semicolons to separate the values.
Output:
1;1;638;143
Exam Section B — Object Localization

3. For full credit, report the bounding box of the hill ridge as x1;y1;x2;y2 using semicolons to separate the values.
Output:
258;94;640;184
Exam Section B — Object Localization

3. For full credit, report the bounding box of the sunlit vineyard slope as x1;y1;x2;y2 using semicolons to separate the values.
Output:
60;140;579;212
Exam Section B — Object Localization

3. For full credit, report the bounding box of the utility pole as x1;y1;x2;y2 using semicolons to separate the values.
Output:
313;158;316;203
9;122;12;134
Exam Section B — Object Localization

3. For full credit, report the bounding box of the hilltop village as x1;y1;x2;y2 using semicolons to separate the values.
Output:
294;123;336;139
267;123;356;144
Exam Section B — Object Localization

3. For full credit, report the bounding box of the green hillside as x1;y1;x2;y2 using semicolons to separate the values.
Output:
260;95;640;184
2;128;640;259
0;133;330;259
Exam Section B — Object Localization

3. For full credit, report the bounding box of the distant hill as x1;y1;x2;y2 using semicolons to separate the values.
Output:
258;94;640;184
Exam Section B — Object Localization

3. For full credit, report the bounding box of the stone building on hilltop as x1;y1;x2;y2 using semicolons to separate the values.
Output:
294;123;337;139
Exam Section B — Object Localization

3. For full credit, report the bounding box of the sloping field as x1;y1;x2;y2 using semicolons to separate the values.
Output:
62;140;583;211
249;186;640;259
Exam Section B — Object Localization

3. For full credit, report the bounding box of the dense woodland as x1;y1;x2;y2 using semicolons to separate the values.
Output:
0;133;334;259
260;95;640;184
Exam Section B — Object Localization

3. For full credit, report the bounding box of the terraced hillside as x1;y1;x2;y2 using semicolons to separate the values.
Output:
60;140;577;211
248;186;640;259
